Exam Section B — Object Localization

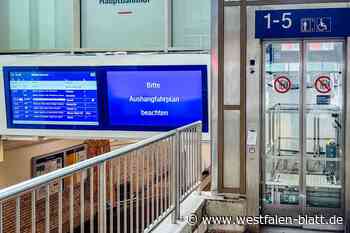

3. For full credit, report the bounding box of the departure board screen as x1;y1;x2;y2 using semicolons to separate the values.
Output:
7;70;99;127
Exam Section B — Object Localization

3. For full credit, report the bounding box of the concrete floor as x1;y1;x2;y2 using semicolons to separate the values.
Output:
261;226;342;233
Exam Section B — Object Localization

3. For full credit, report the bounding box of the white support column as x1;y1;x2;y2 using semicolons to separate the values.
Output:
164;0;172;52
210;0;219;193
245;6;260;233
72;0;81;50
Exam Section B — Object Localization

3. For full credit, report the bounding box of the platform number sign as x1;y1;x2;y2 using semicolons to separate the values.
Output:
264;12;293;30
274;76;291;94
256;8;350;38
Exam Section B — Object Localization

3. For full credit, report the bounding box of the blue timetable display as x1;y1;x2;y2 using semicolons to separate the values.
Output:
5;68;99;128
3;65;208;132
106;66;208;132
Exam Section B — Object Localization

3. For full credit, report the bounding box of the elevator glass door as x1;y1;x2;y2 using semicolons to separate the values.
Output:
262;40;345;219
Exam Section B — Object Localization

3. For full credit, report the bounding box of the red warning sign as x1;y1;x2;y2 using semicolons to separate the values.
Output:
315;76;331;94
274;76;291;94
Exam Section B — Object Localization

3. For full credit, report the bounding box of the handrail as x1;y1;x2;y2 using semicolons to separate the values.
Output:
0;121;202;201
176;120;202;132
0;121;202;233
0;128;178;201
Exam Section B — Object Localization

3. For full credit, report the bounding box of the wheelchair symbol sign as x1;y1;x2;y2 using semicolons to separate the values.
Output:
316;17;331;32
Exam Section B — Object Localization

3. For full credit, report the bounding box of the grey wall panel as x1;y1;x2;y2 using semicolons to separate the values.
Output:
0;1;9;50
224;6;241;106
224;110;241;188
54;0;74;49
173;0;211;49
9;0;31;50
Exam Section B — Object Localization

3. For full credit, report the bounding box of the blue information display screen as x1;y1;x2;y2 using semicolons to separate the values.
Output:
5;69;99;128
3;65;208;132
106;66;207;131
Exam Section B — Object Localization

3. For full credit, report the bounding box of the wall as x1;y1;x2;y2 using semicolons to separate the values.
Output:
0;0;73;50
173;0;211;49
81;0;165;49
0;0;212;51
9;0;31;50
202;143;211;172
0;1;9;49
0;140;84;189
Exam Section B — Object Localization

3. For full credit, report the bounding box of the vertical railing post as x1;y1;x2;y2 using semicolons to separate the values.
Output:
0;202;2;233
197;123;202;183
99;162;107;233
16;197;20;233
172;130;181;223
32;191;36;233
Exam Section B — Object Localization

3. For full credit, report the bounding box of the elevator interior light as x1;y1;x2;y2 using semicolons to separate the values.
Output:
281;43;299;51
309;42;335;51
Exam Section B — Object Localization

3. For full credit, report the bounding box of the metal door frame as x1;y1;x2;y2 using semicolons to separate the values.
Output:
261;38;346;226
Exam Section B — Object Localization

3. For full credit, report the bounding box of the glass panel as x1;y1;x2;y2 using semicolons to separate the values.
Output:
223;110;240;188
263;42;301;206
0;0;73;50
224;6;240;105
81;0;165;49
304;41;344;209
172;0;210;49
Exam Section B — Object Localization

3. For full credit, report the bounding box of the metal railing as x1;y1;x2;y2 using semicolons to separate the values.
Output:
0;121;202;233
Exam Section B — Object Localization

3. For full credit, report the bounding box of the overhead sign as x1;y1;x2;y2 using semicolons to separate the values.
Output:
255;8;350;38
83;0;163;49
315;76;332;94
274;76;291;94
99;0;150;4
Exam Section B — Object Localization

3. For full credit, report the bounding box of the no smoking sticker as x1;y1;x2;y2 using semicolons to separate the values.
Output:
274;76;291;94
315;76;331;94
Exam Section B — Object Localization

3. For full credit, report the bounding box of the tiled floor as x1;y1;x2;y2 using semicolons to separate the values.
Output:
261;226;342;233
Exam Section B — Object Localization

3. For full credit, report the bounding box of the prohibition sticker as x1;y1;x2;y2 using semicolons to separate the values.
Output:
274;76;291;94
315;76;331;94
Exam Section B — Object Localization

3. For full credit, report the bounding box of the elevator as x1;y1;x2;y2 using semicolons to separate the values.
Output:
261;40;345;223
